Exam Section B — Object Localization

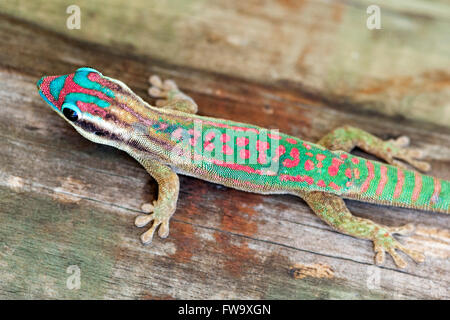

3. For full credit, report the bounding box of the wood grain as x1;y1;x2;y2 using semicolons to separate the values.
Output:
0;3;449;299
2;0;450;127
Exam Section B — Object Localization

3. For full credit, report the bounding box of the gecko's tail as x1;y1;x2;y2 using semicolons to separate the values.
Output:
344;159;449;214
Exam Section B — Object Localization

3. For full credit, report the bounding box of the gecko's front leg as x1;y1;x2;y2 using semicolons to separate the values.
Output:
148;75;198;114
133;157;180;244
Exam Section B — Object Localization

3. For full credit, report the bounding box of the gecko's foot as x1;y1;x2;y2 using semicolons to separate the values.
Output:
386;136;431;172
135;201;171;244
148;75;198;113
373;224;425;268
148;75;180;107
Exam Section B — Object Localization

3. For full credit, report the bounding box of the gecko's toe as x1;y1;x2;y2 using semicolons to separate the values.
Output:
163;79;177;90
135;213;154;227
141;224;158;244
158;220;170;238
140;217;170;244
396;243;425;264
148;86;165;98
387;248;407;269
373;230;425;268
136;203;156;227
155;99;170;107
392;149;431;172
149;75;162;87
141;202;155;213
390;135;410;147
374;244;386;266
389;223;414;236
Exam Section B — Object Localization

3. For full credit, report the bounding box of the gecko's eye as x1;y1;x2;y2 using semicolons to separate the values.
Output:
62;103;79;122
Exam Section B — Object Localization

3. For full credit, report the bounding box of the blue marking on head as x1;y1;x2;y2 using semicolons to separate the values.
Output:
49;75;68;101
76;67;103;75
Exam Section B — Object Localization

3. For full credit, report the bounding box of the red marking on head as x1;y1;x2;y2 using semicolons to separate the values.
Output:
39;75;60;108
59;74;112;109
351;157;360;164
316;154;326;161
77;101;107;117
376;166;388;196
303;142;311;150
87;72;113;88
340;154;348;159
305;152;313;157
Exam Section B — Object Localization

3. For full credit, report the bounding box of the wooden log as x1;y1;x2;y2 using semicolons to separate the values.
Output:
0;8;448;299
1;0;450;126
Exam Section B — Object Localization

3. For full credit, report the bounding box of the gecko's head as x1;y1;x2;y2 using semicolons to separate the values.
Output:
37;67;147;147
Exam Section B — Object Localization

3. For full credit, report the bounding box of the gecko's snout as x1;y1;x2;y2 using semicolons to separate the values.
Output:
36;76;48;90
37;76;44;89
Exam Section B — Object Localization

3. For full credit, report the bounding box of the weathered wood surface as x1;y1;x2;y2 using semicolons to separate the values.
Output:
2;0;450;127
0;1;449;300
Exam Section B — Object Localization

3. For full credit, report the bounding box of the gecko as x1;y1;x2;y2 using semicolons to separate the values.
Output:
36;67;449;268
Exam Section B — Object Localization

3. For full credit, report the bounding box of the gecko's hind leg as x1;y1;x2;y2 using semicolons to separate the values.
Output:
299;191;424;268
318;125;430;172
148;75;198;114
